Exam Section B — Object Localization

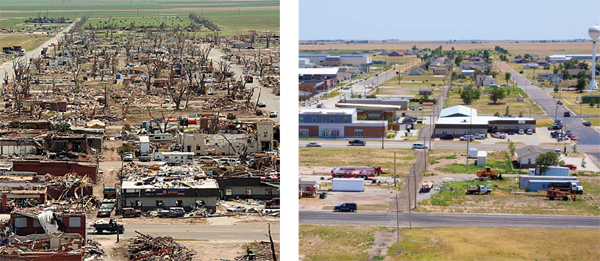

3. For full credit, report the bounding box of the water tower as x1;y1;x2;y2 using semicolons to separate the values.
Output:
588;24;600;90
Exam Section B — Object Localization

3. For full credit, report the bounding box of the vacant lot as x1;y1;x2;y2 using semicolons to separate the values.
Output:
433;151;526;175
299;225;600;261
444;87;543;115
417;177;600;216
299;147;416;175
299;225;387;261
385;227;600;261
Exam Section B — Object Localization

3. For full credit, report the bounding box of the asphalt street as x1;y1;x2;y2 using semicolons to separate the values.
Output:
0;21;77;81
208;46;280;122
497;61;600;146
303;58;420;109
89;223;280;241
299;210;600;230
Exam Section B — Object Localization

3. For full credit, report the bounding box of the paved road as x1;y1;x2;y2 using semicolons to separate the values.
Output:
208;46;280;122
497;61;600;146
89;223;280;241
0;21;77;81
302;58;420;109
299;210;600;230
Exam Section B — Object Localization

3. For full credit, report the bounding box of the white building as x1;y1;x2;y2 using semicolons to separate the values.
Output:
339;55;372;66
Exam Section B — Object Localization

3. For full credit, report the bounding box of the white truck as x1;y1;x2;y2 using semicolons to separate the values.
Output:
466;184;492;195
152;152;194;165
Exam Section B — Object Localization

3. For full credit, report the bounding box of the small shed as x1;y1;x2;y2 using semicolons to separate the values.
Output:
476;151;487;166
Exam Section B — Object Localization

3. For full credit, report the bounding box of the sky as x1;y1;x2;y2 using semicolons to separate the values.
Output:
299;0;600;40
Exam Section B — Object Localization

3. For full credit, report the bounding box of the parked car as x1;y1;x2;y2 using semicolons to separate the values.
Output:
440;134;454;140
306;142;322;147
401;112;410;117
269;111;278;118
555;119;563;125
563;112;571;117
348;140;366;146
562;164;577;170
473;133;486;140
527;128;533;135
411;143;428;149
518;129;525;135
459;136;474;141
227;205;247;212
491;132;506;139
166;207;185;218
333;203;357;212
138;155;151;162
257;102;266;108
557;101;563;105
122;208;141;218
583;121;592;126
548;125;562;130
219;158;240;165
199;156;218;165
124;153;134;162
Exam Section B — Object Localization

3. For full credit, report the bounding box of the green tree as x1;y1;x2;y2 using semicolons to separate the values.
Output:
519;111;523;117
488;87;506;104
582;158;587;169
505;106;510;116
454;55;463;66
573;144;577;154
535;151;561;175
553;85;559;93
504;72;511;86
460;86;481;105
590;99;596;107
508;142;516;156
576;77;587;93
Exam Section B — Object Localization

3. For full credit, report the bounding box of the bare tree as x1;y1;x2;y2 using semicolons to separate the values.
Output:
166;63;192;111
6;59;33;116
31;56;45;74
217;60;231;83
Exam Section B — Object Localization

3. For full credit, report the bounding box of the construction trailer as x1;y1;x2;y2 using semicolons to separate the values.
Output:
332;178;364;192
476;151;487;166
519;175;578;190
528;167;570;176
526;179;580;192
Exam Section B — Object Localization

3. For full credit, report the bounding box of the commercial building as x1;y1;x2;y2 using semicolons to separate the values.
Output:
299;54;371;67
434;105;536;137
515;145;553;169
336;97;409;120
299;68;339;94
216;177;280;200
299;108;387;138
178;121;274;155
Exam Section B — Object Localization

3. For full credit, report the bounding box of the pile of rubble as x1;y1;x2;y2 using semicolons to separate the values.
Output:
126;232;195;260
236;241;279;261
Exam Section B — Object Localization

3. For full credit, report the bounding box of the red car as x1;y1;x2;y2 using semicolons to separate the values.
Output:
570;136;578;141
562;164;577;170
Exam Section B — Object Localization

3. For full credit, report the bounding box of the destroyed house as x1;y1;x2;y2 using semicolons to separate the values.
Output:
217;178;280;200
0;182;46;213
43;134;103;154
0;138;44;156
2;233;84;260
12;160;99;183
121;178;220;212
10;211;87;241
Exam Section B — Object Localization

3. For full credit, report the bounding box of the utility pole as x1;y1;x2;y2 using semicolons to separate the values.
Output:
394;151;397;187
382;120;385;149
396;194;400;254
413;167;417;208
466;107;472;172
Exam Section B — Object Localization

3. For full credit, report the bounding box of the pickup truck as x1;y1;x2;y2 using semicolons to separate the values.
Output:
92;219;124;234
348;140;366;146
466;184;492;195
491;132;506;139
97;200;116;217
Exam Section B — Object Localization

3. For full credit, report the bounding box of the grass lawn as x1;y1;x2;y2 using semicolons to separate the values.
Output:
326;91;341;99
434;151;525;175
534;117;554;127
386;227;600;261
299;147;415;174
299;225;387;261
417;178;600;216
444;96;543;115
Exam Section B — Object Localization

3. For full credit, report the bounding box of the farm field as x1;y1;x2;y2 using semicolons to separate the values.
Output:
299;40;593;56
0;34;52;51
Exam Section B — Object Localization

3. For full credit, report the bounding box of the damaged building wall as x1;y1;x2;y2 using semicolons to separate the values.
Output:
217;178;279;200
12;161;98;182
121;188;220;212
10;212;86;241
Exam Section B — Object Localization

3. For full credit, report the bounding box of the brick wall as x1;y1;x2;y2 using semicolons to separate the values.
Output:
344;126;385;138
12;161;98;183
299;126;319;137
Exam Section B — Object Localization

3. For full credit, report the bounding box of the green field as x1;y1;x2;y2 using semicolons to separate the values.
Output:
0;1;280;32
0;34;52;51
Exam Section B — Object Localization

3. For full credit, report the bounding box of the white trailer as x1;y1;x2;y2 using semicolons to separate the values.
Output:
332;178;364;192
528;166;570;176
518;175;578;189
152;152;194;165
468;148;478;158
139;136;150;154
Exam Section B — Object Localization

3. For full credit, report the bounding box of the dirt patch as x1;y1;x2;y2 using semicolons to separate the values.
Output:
367;229;398;258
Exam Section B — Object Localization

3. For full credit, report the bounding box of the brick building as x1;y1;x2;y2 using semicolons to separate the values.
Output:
299;108;387;138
